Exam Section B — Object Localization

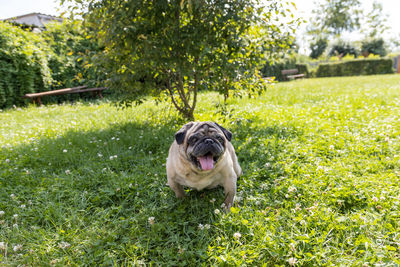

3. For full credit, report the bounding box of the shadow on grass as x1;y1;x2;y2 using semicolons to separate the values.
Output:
0;119;301;265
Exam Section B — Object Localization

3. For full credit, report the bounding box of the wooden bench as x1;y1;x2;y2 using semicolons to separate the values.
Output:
22;86;108;105
281;69;305;80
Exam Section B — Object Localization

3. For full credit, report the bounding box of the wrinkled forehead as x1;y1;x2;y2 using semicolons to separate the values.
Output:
189;122;220;136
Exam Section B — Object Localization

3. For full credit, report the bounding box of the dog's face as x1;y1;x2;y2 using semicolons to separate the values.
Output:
175;122;232;171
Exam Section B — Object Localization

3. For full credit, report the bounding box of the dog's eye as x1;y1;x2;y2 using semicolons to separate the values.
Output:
188;136;198;144
216;135;225;143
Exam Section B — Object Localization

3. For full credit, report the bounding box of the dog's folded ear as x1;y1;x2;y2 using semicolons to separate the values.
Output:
175;122;194;145
214;122;232;141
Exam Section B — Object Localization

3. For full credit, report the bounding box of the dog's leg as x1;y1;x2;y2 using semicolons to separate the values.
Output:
168;179;186;198
223;177;237;211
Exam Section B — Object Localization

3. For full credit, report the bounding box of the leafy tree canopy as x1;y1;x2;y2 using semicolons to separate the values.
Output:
307;0;362;39
309;38;328;59
61;0;300;120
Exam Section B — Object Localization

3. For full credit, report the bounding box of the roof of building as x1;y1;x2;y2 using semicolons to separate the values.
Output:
2;12;63;28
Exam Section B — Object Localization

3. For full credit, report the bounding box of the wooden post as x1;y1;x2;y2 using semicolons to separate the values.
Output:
398;56;400;73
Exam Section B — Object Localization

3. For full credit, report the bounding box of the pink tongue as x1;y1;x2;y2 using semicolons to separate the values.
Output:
198;155;214;170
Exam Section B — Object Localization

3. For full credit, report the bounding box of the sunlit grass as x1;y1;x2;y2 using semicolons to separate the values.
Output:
0;74;399;265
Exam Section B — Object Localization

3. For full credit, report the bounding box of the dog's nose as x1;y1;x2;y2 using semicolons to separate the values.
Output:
204;138;214;145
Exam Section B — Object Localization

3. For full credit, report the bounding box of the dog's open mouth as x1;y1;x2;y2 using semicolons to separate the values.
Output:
191;152;219;171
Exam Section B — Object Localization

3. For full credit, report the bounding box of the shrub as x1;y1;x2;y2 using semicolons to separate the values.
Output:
0;22;52;108
316;58;394;77
261;59;309;81
42;21;103;90
0;21;102;108
361;38;387;57
309;38;328;59
329;42;358;58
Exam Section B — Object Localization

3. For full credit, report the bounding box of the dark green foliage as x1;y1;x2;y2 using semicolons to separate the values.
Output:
0;22;52;108
329;42;358;57
42;21;103;90
361;38;387;57
295;64;309;77
261;60;308;81
310;39;328;59
316;58;394;77
0;21;102;108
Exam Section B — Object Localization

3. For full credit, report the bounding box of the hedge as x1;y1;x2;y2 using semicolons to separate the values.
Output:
316;58;394;77
261;59;309;81
0;21;102;109
0;22;52;108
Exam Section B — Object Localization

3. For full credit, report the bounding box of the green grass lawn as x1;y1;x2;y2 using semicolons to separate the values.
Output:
1;74;400;265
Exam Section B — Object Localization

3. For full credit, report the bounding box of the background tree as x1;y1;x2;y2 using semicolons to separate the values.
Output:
308;0;362;38
361;1;389;39
328;41;358;58
62;0;299;120
361;39;387;57
309;38;328;59
359;1;389;58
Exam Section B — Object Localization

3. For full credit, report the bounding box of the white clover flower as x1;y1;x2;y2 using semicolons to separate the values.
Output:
288;186;297;193
295;203;301;211
0;211;4;217
58;242;71;249
288;257;298;266
13;224;18;228
148;217;155;225
97;153;103;157
50;259;60;265
63;149;67;153
372;196;378;202
65;170;71;175
13;244;22;252
380;196;386;201
5;159;10;163
289;242;296;251
210;198;216;203
10;194;15;199
264;162;271;168
198;224;204;230
128;146;132;150
233;232;242;240
129;183;133;188
20;204;26;209
13;214;18;219
204;224;210;229
0;242;6;250
214;209;220;215
329;145;335;150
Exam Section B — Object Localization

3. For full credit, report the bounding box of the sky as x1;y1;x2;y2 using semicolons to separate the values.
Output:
291;0;400;53
1;0;399;53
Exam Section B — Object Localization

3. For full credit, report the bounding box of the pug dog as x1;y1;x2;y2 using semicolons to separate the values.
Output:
166;121;241;210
